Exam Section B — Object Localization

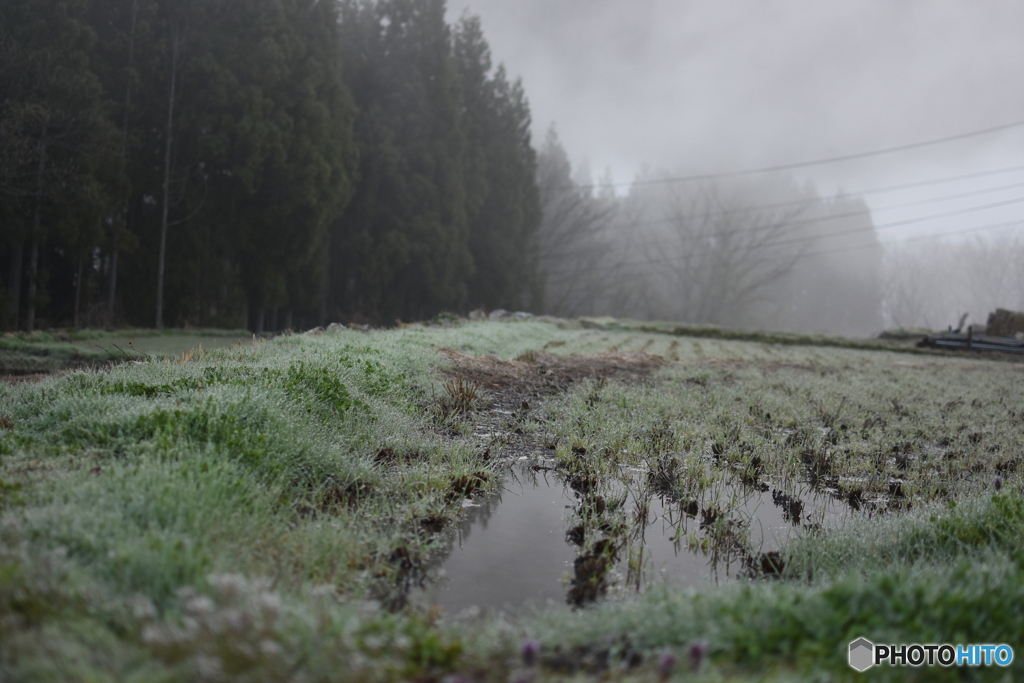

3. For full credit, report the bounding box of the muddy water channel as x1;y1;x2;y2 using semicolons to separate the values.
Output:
416;459;845;614
400;344;1024;615
409;349;873;614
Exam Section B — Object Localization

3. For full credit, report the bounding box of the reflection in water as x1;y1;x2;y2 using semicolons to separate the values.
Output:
416;471;578;614
414;465;844;616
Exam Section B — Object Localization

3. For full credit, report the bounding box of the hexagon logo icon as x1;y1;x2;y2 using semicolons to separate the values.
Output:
849;637;874;672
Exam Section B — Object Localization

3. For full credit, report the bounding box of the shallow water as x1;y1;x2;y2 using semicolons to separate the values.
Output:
415;463;845;616
416;473;578;614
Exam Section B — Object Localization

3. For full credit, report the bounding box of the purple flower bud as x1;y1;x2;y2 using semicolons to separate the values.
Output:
521;639;540;667
658;649;677;677
994;476;1004;491
688;639;708;670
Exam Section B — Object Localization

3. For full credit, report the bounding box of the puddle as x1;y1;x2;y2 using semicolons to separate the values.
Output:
409;346;953;616
414;461;847;616
416;472;578;614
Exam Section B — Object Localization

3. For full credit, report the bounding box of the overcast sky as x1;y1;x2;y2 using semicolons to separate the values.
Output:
447;0;1024;245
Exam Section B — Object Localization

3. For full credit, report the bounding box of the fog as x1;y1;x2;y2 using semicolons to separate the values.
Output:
450;1;1024;332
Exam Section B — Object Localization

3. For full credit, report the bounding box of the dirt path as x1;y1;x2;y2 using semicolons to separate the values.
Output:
436;347;667;410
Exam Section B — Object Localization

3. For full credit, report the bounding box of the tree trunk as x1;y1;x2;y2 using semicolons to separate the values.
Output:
319;267;330;327
26;239;38;332
107;248;118;324
27;131;47;333
73;258;83;328
8;242;23;330
109;0;138;326
156;28;181;329
320;232;333;327
193;261;202;327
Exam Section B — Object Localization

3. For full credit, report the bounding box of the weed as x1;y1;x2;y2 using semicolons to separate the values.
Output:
284;362;364;417
434;374;481;422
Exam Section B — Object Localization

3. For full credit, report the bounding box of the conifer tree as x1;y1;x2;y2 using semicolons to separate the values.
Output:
332;0;471;322
455;16;542;312
0;0;118;330
194;0;357;330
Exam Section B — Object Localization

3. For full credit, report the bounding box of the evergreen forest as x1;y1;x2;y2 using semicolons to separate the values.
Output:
1;0;543;331
1;0;894;334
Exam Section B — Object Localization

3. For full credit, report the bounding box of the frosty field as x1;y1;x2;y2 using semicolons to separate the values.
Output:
1;319;1021;681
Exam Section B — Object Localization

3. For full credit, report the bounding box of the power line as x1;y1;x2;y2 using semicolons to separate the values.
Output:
778;220;1023;262
598;219;1024;300
545;163;1024;260
628;164;1024;222
545;180;1024;261
586;218;1024;281
552;198;1024;275
667;177;1024;235
728;194;1024;254
748;219;1024;266
849;164;1024;197
573;118;1024;190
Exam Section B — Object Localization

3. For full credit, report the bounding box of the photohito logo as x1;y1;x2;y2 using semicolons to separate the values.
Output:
848;638;874;672
848;638;1014;671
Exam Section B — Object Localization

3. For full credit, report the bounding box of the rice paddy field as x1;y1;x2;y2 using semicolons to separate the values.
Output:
0;318;1022;681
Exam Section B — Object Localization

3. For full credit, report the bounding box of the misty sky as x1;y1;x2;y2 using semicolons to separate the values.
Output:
447;1;1024;246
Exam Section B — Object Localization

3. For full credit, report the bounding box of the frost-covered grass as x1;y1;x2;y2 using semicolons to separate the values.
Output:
542;348;1024;516
0;319;1022;681
0;327;252;374
0;325;489;679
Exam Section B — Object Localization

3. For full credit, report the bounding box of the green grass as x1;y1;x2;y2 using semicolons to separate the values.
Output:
0;328;252;375
0;319;1021;681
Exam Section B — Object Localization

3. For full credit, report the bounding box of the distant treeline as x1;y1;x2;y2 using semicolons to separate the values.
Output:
536;129;887;336
1;0;540;331
883;233;1024;332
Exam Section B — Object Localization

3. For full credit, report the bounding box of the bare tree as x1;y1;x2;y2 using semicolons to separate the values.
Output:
627;177;810;328
536;128;626;316
883;231;1024;331
536;149;884;333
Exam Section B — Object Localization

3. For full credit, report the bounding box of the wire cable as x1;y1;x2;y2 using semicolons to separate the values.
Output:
619;164;1024;222
544;185;1024;261
549;205;1024;276
544;163;1024;261
573;117;1024;190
